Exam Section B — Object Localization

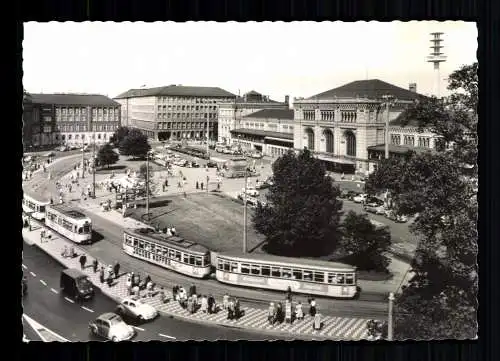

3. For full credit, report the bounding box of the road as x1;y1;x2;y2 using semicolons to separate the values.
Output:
22;242;283;341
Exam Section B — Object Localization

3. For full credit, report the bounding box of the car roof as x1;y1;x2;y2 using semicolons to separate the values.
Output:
97;312;122;321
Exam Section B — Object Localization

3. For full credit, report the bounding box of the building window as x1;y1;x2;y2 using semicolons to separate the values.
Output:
418;137;430;148
391;134;401;145
43;116;52;122
324;129;334;153
305;128;315;150
321;110;335;121
303;111;315;121
345;131;356;156
404;136;415;146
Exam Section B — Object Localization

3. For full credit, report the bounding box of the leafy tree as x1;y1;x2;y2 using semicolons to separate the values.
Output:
252;148;343;257
96;143;119;168
118;129;151;158
366;62;478;339
138;163;157;196
339;211;391;272
109;126;130;147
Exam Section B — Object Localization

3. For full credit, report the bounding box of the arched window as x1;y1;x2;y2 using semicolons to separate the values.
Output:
323;129;334;153
305;128;315;150
345;131;356;157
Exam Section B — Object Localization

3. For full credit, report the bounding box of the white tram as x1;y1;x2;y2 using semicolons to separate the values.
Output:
215;252;358;299
123;228;211;279
45;204;93;244
22;190;50;221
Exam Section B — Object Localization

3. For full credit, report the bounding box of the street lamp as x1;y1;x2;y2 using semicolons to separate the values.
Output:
145;150;153;220
381;95;396;159
92;123;96;198
243;159;248;254
387;292;395;340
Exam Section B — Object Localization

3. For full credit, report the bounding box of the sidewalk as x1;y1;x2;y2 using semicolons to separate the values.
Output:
23;225;375;340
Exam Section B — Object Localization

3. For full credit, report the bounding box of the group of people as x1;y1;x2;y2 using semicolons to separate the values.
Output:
172;284;226;316
125;272;156;297
267;289;322;330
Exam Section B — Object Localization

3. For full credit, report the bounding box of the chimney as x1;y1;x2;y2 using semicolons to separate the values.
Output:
409;83;417;93
285;95;289;105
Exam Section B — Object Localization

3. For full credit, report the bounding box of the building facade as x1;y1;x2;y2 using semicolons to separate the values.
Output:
114;85;235;141
218;90;290;144
23;93;121;149
293;79;426;174
230;108;295;157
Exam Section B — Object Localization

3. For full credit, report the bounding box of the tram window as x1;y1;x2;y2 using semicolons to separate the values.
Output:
282;268;292;278
195;257;202;266
271;267;281;277
182;254;189;263
336;274;345;284
162;248;168;256
241;264;250;274
346;274;354;285
138;241;144;249
169;250;175;258
218;259;223;270
231;262;238;272
83;224;91;233
77;227;83;234
203;255;210;266
293;269;302;280
133;239;138;247
189;255;196;265
327;273;337;284
251;265;261;275
40;206;46;213
303;271;312;281
223;261;230;272
261;266;270;276
175;251;181;261
314;272;325;283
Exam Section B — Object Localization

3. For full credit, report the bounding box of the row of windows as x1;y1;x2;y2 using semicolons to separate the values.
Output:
268;146;288;157
217;259;355;285
56;108;118;116
56;124;116;132
22;199;46;213
157;97;230;104
124;234;210;267
391;134;432;148
157;105;218;112
321;111;335;121
56;115;119;122
403;136;415;146
341;111;357;123
157;113;215;120
61;133;109;141
46;212;91;234
155;122;209;130
303;111;315;120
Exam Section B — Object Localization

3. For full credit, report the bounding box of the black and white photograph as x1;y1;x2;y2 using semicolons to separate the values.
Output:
21;21;478;341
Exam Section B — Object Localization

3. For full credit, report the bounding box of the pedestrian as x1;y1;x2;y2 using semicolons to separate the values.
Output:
207;294;215;314
171;226;177;236
113;261;120;279
223;293;229;310
313;313;322;330
196;181;199;190
159;287;167;303
295;301;304;320
309;298;317;317
79;254;87;270
200;182;204;190
285;300;292;324
286;286;292;302
201;295;208;313
92;258;98;273
61;245;68;258
189;283;196;297
268;302;275;325
40;230;46;243
99;266;105;283
126;275;132;295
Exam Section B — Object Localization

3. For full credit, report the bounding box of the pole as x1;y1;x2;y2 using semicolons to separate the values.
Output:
206;116;210;158
243;162;248;253
92;123;96;198
206;175;209;194
388;292;395;340
146;153;150;219
81;141;85;178
385;99;390;159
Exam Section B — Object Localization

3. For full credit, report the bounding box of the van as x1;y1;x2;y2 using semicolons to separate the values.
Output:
60;268;95;301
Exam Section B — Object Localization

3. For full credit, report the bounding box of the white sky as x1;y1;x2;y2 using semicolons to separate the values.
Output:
23;21;477;102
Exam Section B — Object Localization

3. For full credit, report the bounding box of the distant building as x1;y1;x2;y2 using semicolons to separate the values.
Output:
23;93;121;149
217;90;290;144
230;108;294;157
114;85;235;141
293;79;427;174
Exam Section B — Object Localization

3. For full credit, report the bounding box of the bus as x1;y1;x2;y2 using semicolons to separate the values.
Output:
215;252;358;299
223;158;248;178
22;190;50;221
45;204;93;244
123;228;211;279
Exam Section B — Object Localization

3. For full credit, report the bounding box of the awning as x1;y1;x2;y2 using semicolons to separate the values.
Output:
315;154;356;165
264;136;294;143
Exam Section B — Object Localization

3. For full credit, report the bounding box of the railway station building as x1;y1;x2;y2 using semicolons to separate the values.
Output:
114;85;235;142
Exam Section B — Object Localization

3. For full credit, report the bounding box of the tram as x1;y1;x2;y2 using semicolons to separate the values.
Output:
22;190;50;221
122;228;211;279
215;252;358;299
45;204;93;244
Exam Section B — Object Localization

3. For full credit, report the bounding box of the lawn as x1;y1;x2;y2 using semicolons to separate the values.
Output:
128;192;266;254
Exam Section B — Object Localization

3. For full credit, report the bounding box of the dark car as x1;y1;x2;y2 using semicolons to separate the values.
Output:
255;180;270;190
60;268;95;301
206;161;218;168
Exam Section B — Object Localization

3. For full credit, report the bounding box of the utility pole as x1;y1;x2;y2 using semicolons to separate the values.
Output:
243;161;248;253
146;151;150;220
92;122;96;198
206;115;210;159
81;141;85;178
388;292;395;340
381;95;395;159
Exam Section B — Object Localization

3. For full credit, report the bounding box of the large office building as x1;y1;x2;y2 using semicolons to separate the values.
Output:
293;79;429;174
217;90;290;144
230;108;295;158
114;85;235;141
23;92;121;149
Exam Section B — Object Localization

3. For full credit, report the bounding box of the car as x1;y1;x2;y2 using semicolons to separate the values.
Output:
44;151;56;157
189;161;200;168
89;313;136;342
365;204;386;215
116;297;159;322
353;193;367;203
384;209;408;223
206;161;218;168
250;152;263;159
255;181;270;190
241;186;259;197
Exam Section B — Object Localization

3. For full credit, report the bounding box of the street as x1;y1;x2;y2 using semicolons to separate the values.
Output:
22;243;286;341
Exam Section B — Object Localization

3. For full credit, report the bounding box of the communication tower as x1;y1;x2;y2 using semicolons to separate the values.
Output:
427;32;447;98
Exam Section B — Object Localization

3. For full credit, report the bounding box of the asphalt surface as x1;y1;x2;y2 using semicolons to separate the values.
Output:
22;242;284;341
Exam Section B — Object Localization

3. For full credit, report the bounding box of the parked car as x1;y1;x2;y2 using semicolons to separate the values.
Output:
250;152;263;159
55;145;68;152
241;186;259;197
384;209;408;223
353;193;368;203
116;297;159;322
89;313;136;342
365;203;386;215
206;161;218;168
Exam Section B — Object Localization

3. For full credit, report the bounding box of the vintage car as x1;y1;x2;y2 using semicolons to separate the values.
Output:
88;313;135;342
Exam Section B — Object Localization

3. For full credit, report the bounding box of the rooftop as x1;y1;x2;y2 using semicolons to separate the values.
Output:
230;128;294;140
115;85;236;99
49;204;89;219
243;108;294;120
309;79;426;102
28;93;120;106
126;228;209;254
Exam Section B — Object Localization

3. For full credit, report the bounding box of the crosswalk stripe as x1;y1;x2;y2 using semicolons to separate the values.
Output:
240;309;261;325
319;317;342;336
249;317;271;329
350;320;369;340
335;317;359;339
343;318;365;339
328;317;350;336
245;311;267;327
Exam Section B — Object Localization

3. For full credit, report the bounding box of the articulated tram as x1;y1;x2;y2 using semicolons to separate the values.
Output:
123;228;211;279
22;190;50;221
45;204;93;244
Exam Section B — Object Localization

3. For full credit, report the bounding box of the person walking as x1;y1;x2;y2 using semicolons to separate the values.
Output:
309;298;317;317
113;262;120;279
126;274;132;295
79;254;87;270
92;258;98;273
295;301;304;321
285;299;292;324
286;286;292;302
189;283;196;298
201;295;208;313
99;266;105;283
196;181;199;190
200;182;204;190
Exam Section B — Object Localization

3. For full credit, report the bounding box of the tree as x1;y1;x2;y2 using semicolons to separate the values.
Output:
339;211;391;272
118;129;151;158
97;143;119;168
138;163;157;196
252;148;343;257
109;126;130;147
365;62;478;339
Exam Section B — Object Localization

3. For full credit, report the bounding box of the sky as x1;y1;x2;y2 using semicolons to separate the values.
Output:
23;21;477;103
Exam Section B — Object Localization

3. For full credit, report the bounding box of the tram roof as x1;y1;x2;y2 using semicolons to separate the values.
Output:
125;228;209;254
48;204;89;220
22;189;50;203
217;252;356;271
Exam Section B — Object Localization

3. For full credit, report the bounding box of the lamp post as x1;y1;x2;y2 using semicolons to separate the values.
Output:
381;95;395;159
243;160;248;254
81;141;85;178
387;292;395;340
146;151;151;220
206;116;210;159
92;123;96;198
